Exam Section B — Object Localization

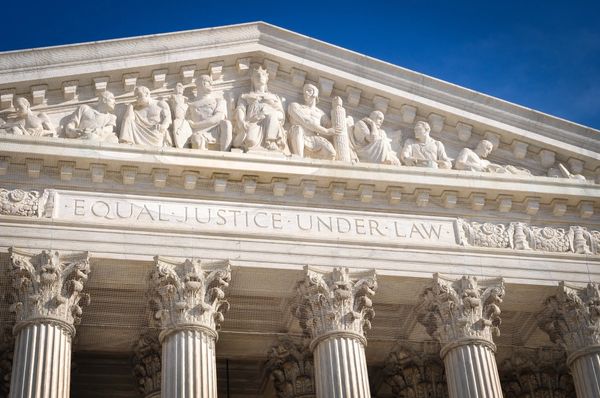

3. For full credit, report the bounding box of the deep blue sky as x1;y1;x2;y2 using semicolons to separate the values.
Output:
2;1;599;130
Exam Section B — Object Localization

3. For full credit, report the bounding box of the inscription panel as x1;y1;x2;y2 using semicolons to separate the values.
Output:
49;190;459;248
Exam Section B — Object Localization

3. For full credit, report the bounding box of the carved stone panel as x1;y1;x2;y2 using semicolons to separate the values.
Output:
0;188;46;217
132;331;161;397
266;337;315;398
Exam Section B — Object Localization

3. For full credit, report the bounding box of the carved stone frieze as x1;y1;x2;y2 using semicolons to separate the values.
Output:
132;330;161;397
458;219;600;255
500;348;575;398
147;256;231;339
266;337;315;398
537;282;600;352
294;267;377;346
383;343;448;398
0;188;46;217
416;274;505;347
8;248;90;335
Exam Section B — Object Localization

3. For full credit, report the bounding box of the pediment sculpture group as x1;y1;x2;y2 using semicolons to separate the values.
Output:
0;65;584;179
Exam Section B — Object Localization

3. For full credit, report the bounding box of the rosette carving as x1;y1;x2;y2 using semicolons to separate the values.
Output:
266;337;315;398
8;248;90;335
416;274;505;346
383;343;448;398
500;348;575;398
537;282;600;352
458;219;599;255
0;188;45;217
132;331;161;397
148;256;231;336
294;267;377;342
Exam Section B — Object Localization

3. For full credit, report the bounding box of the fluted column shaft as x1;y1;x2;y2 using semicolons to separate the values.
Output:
442;340;502;398
567;346;600;398
9;323;72;398
161;328;217;398
312;334;370;398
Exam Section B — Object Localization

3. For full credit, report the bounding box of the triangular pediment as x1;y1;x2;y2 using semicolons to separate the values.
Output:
0;22;598;220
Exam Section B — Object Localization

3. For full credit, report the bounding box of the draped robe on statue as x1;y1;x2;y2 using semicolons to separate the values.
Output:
120;101;172;147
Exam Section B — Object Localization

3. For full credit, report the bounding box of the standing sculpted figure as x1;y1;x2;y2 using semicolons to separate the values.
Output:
234;66;286;151
167;83;193;148
187;75;232;151
455;139;531;175
400;121;452;169
288;83;337;160
0;97;56;137
351;110;400;165
64;91;118;143
120;86;172;147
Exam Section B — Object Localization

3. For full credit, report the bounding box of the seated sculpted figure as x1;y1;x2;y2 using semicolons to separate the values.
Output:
351;110;400;165
64;91;118;143
120;86;172;147
234;66;286;152
167;83;193;148
187;75;232;151
288;83;336;160
455;140;531;175
0;97;56;137
401;121;452;169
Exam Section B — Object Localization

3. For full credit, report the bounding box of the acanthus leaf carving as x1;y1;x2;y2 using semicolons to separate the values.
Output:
8;247;90;334
537;282;600;352
383;343;448;398
416;273;504;346
294;267;377;343
266;337;315;398
0;188;47;217
500;348;575;398
132;330;161;397
148;256;231;336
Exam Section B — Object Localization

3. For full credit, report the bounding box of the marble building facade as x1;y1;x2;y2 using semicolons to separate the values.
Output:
0;22;598;397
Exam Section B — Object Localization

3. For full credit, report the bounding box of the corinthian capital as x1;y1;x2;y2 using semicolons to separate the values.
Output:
416;273;505;347
132;331;161;398
294;267;377;346
8;247;90;335
537;282;600;353
148;256;231;339
266;337;315;398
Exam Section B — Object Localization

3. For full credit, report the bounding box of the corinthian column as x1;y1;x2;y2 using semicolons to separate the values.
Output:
7;248;90;398
266;337;315;398
416;273;505;398
132;331;162;398
537;282;600;398
294;267;377;398
148;256;231;398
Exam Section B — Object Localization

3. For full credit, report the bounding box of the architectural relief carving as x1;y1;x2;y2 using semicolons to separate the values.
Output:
64;91;118;143
350;110;400;165
455;140;531;175
547;162;586;180
500;349;575;398
147;257;231;338
0;188;45;217
0;97;56;137
132;331;161;398
537;282;600;352
416;274;504;346
458;220;600;254
294;267;377;344
8;248;90;334
234;66;286;152
266;337;315;398
330;96;354;162
167;83;193;148
288;84;337;160
400;121;452;169
188;75;232;151
383;344;448;398
120;86;172;147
